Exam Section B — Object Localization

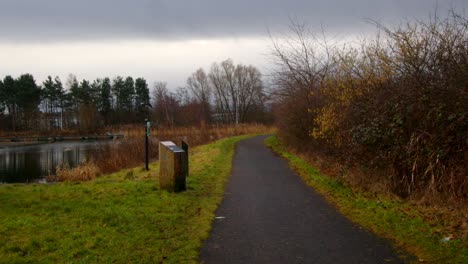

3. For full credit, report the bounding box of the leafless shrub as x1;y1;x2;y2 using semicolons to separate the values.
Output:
271;11;467;202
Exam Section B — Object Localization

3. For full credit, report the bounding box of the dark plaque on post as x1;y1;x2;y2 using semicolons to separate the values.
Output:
181;141;189;177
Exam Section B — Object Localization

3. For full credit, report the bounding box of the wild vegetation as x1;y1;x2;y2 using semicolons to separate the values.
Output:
270;12;467;204
46;124;274;181
0;135;250;263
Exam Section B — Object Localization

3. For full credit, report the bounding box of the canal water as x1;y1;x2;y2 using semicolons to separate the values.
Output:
0;141;109;183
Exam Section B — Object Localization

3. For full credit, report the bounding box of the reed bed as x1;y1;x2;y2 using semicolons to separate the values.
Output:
52;124;274;180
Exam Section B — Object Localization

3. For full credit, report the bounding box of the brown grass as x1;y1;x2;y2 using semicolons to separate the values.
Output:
113;123;274;140
47;162;101;182
62;124;275;175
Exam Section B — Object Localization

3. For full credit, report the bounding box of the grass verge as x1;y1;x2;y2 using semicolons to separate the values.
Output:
265;135;466;264
0;135;251;263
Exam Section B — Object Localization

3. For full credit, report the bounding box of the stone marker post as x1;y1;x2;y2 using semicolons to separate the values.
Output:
159;141;188;192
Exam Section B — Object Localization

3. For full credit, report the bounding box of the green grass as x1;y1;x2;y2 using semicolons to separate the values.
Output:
265;135;467;264
0;135;251;263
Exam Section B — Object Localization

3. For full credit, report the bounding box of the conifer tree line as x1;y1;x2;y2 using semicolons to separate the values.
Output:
0;74;151;132
0;59;269;132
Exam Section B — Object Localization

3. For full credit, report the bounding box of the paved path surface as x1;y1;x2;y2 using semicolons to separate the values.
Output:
199;136;407;264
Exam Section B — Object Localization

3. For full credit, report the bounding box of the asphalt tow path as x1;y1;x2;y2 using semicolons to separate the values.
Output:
199;135;406;264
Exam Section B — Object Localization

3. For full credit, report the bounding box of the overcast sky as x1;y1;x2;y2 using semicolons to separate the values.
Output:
0;0;465;90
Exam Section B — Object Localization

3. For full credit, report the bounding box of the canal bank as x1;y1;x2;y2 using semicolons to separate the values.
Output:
0;139;120;183
0;135;247;262
0;134;124;145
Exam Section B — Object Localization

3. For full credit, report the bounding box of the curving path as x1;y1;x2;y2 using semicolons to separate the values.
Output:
199;135;408;264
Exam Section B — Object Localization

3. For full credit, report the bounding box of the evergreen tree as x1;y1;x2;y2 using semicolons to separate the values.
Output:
53;77;66;129
42;76;64;114
98;77;112;125
121;76;135;112
68;75;80;107
111;76;125;124
15;74;41;130
76;79;98;131
42;76;55;129
74;79;93;103
112;76;125;111
135;77;151;117
2;75;17;130
0;79;5;114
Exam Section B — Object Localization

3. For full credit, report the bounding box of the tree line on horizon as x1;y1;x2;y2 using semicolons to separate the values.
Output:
0;74;151;132
0;59;270;132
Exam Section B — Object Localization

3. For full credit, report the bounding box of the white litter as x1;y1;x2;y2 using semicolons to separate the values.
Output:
441;236;453;242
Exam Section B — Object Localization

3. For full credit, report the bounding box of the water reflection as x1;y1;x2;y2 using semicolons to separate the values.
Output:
0;141;108;183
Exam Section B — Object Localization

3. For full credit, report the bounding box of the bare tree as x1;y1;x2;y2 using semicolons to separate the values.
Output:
209;62;232;123
175;87;191;106
152;81;178;127
209;59;265;124
269;21;333;98
187;68;211;123
235;64;264;123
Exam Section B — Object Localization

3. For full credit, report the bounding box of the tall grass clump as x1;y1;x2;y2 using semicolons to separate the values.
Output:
47;162;101;182
270;12;467;203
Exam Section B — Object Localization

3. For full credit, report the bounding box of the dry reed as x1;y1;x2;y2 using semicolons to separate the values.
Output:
60;124;274;175
47;162;101;182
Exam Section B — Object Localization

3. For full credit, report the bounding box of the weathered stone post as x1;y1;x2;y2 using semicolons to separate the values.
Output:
159;141;188;192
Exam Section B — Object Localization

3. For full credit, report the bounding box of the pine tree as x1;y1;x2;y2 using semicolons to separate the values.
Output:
135;77;151;118
0;79;5;114
15;74;41;130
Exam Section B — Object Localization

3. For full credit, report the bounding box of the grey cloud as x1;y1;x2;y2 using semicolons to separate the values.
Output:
0;0;465;42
